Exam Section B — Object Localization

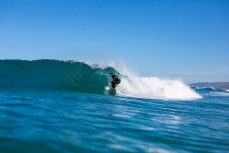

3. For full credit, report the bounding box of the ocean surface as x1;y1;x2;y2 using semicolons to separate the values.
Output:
0;60;228;153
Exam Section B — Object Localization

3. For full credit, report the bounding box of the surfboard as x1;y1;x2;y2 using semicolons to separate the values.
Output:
105;85;116;95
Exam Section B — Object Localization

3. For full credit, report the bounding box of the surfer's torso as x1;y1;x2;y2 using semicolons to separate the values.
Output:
111;74;121;88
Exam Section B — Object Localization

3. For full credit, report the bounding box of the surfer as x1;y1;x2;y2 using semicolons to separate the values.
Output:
110;73;121;88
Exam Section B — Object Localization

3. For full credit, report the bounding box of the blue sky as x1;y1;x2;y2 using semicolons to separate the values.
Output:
0;0;228;82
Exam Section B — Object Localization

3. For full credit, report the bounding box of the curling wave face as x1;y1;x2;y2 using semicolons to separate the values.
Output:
0;60;201;100
0;60;115;94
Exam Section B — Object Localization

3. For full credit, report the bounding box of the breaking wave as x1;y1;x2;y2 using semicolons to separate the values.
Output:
0;60;201;100
191;86;229;97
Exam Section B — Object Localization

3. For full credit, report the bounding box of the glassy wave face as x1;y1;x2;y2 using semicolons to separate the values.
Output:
0;59;200;100
0;60;115;94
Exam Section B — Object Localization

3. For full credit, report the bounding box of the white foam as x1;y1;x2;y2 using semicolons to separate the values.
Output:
113;66;201;100
105;86;111;90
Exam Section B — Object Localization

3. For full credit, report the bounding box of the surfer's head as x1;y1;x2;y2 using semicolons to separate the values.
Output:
110;73;113;76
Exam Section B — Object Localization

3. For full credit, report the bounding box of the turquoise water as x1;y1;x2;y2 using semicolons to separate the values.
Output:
0;60;229;153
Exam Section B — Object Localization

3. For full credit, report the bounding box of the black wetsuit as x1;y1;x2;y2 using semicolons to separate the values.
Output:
111;75;121;88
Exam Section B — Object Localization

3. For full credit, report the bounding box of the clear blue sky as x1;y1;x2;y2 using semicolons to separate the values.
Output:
0;0;228;83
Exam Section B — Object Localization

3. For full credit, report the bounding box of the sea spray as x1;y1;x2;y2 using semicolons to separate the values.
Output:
116;76;201;100
107;62;201;100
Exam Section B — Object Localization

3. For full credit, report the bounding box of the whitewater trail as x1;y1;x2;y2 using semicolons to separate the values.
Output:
116;76;201;100
109;65;201;100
